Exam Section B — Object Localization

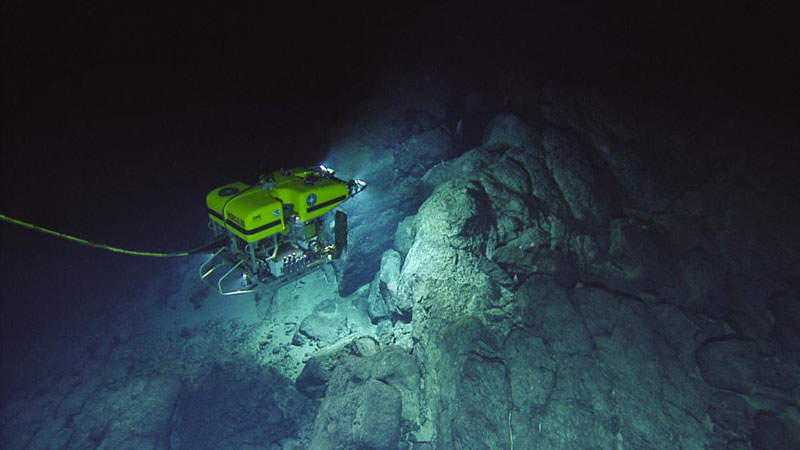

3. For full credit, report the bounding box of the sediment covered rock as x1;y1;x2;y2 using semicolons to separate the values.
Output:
308;346;419;450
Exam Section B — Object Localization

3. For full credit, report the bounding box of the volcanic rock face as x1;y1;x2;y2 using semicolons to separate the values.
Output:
344;80;800;448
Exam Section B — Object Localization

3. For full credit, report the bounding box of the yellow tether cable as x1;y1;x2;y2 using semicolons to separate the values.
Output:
0;213;197;257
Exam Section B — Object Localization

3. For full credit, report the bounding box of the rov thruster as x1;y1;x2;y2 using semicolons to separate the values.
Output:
200;164;366;295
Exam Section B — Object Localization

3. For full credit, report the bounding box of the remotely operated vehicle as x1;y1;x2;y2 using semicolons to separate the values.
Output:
200;164;366;295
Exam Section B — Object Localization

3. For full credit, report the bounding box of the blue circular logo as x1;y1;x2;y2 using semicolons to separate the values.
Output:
219;187;239;197
306;193;317;207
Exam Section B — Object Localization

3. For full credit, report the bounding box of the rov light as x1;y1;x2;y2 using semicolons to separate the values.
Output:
318;164;335;175
348;179;367;197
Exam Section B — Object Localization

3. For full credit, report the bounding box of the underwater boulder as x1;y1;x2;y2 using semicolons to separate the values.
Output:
427;316;512;449
337;207;406;297
366;248;404;323
393;214;416;257
696;338;761;394
298;300;348;347
591;134;675;212
542;127;615;226
393;126;454;177
395;179;505;334
482;113;540;149
308;346;418;449
296;334;380;398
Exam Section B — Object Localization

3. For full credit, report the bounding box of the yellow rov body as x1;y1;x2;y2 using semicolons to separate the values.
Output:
200;165;366;295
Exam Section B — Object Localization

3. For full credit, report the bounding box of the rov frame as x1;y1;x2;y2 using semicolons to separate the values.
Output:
199;165;365;295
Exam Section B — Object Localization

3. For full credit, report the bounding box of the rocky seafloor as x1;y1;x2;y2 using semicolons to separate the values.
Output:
2;73;799;449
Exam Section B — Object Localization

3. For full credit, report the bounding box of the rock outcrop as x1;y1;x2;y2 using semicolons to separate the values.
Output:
308;346;419;450
327;72;459;296
348;81;800;447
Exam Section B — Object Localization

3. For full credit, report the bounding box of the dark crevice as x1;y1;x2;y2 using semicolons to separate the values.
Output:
576;280;646;304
